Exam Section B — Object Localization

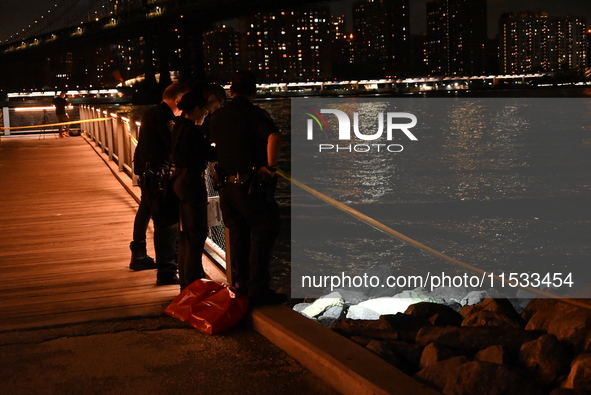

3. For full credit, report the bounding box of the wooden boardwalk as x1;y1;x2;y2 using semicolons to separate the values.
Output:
0;136;180;332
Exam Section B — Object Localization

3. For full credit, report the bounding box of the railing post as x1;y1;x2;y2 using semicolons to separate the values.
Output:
93;108;100;144
89;107;97;142
98;108;107;154
224;228;233;285
124;117;133;174
116;113;126;173
3;107;10;136
79;105;86;134
131;120;139;186
105;110;114;161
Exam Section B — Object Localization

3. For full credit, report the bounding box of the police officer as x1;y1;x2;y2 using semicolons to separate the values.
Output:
210;71;286;306
131;82;190;285
171;87;224;290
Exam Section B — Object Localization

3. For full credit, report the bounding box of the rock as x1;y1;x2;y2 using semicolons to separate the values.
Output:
414;356;468;393
292;303;312;317
331;318;399;341
346;305;381;320
445;302;462;313
420;343;456;369
366;340;423;374
348;296;424;319
379;313;431;342
460;290;489;306
415;326;544;354
462;310;523;329
460;298;523;323
317;306;344;327
430;286;469;305
332;313;429;342
526;306;591;352
415;357;544;395
460;298;524;329
405;302;463;327
394;287;444;304
520;334;570;386
511;289;536;314
563;354;591;392
301;292;344;318
522;299;575;323
366;340;401;367
321;305;343;319
332;288;369;306
350;288;444;320
475;345;511;365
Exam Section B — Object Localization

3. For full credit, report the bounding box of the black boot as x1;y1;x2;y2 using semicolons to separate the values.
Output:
129;241;156;271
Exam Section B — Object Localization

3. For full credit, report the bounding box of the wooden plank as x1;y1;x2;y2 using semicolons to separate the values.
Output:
0;137;179;332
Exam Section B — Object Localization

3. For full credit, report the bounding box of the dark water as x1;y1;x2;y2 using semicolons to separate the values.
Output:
112;87;591;296
284;88;591;297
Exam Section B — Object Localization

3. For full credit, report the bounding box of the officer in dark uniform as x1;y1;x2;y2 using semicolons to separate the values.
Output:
131;82;190;285
171;87;224;290
210;71;286;306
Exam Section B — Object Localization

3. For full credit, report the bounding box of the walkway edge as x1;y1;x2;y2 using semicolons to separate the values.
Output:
82;132;441;395
250;306;441;395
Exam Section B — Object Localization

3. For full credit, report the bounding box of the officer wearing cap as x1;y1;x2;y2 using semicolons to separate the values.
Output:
210;71;286;306
131;82;190;285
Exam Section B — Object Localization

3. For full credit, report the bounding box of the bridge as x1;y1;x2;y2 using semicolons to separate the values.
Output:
0;0;327;92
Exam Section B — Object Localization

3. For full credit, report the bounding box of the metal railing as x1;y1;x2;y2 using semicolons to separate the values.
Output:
79;105;227;271
1;105;81;136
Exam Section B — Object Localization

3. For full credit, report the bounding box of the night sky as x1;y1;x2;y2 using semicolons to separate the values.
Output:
0;0;590;43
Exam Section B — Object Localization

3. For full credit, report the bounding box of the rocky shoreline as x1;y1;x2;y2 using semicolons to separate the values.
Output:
293;288;591;394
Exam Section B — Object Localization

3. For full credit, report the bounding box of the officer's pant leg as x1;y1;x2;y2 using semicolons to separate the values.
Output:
132;194;152;242
150;176;179;278
154;223;178;278
220;186;251;292
178;198;207;289
247;200;280;296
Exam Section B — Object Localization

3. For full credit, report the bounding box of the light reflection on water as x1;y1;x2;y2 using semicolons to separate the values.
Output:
290;95;591;296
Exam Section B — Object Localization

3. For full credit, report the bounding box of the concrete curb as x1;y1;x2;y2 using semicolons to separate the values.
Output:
83;133;441;395
250;306;441;395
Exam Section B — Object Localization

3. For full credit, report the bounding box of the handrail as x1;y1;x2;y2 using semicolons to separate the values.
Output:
0;117;112;130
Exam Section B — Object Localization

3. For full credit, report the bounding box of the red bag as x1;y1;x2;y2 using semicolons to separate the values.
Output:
164;279;249;335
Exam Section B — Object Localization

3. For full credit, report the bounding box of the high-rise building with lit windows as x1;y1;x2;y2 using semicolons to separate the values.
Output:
203;26;240;83
426;0;487;76
241;6;332;82
353;0;410;78
331;15;356;79
499;12;587;73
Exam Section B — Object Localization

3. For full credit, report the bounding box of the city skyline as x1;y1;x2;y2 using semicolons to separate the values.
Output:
1;0;591;42
0;0;588;90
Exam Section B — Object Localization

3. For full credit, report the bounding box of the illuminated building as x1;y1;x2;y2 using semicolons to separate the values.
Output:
353;0;410;78
203;26;240;83
331;15;356;79
426;0;487;76
241;6;332;82
500;12;588;73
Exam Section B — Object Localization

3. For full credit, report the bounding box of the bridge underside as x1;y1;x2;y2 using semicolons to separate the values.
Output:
0;0;328;93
